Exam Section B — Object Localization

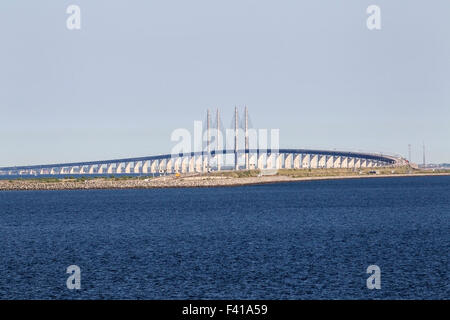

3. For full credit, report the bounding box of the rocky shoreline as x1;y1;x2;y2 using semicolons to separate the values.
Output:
0;172;449;191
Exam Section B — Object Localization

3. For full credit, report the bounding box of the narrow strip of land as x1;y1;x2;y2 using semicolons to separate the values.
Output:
0;167;449;191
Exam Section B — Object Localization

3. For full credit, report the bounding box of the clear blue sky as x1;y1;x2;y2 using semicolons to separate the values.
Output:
0;0;449;166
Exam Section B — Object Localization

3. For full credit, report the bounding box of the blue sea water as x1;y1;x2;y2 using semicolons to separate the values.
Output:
0;176;448;299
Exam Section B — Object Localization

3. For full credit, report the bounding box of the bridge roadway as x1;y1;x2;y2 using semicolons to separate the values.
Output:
0;148;401;176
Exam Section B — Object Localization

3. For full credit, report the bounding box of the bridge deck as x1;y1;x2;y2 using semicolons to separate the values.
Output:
0;149;397;171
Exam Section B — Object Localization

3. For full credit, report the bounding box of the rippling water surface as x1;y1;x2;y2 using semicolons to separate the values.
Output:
0;176;449;299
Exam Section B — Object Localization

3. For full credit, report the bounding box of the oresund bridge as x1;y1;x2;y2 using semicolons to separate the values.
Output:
0;108;403;176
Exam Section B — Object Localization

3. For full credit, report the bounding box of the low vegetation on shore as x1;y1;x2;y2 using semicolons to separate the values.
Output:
276;166;445;177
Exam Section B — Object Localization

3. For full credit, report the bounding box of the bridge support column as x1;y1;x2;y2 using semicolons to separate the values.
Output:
355;158;361;168
310;155;318;168
217;155;221;171
159;159;166;173
333;156;341;168
266;154;274;169
293;154;300;169
124;162;132;174
276;154;283;169
348;158;355;168
318;155;326;168
132;161;140;174
107;164;114;174
202;156;208;173
142;161;149;174
249;154;257;169
151;160;158;174
173;158;181;173
166;159;173;173
188;157;195;173
98;165;105;174
341;157;348;168
116;163;123;174
326;156;334;168
88;165;96;174
245;151;249;171
302;154;310;168
80;166;87;174
361;159;367;168
173;158;182;173
194;156;202;173
181;157;188;173
257;153;264;170
284;154;293;169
